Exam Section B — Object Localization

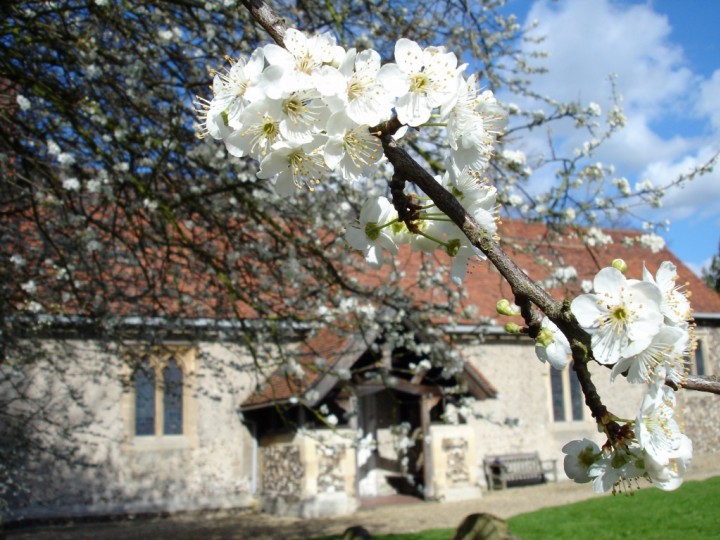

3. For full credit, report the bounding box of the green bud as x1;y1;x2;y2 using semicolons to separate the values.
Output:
391;221;408;236
445;238;461;257
611;258;628;273
535;326;555;348
504;323;522;334
496;299;520;317
364;221;381;241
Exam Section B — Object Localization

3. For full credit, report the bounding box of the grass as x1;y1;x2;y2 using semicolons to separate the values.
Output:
508;476;720;540
308;476;720;540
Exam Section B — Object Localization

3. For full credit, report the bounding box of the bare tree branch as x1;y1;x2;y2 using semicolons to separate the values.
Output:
679;375;720;396
239;0;720;411
240;0;288;47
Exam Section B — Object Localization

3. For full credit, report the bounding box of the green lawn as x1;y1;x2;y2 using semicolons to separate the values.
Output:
508;476;720;540
309;477;720;540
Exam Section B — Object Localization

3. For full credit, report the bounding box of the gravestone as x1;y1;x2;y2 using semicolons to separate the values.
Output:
342;525;373;539
452;513;516;540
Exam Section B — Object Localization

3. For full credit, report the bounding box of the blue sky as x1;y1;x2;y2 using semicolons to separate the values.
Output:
500;0;720;275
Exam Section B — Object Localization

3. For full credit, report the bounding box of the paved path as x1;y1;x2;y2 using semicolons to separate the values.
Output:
7;454;720;540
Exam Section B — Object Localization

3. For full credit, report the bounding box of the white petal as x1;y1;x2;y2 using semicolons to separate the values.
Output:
313;65;346;97
377;64;409;98
571;294;603;329
593;267;625;298
394;38;424;72
396;92;432;127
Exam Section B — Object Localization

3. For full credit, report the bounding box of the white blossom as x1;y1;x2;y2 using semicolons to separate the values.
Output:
643;262;691;324
571;267;663;365
535;317;571;370
21;280;37;295
62;178;81;191
16;94;31;111
10;254;25;268
562;438;602;484
610;325;689;384
378;38;463;127
643;434;692;491
334;48;393;126
583;227;613;247
636;383;683;465
257;136;330;195
345;196;399;268
262;29;345;98
638;233;665;254
324;111;383;182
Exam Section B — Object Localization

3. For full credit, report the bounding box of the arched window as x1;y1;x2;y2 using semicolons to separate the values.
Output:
569;365;584;421
163;358;183;435
550;363;584;423
134;366;156;436
133;358;186;437
689;339;706;377
550;367;565;422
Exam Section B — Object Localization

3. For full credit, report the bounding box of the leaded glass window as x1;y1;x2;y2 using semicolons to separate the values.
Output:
135;366;156;435
163;359;183;435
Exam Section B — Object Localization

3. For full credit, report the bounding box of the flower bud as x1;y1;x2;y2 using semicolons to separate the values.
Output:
611;258;628;273
535;326;555;348
504;322;522;334
445;238;461;257
496;299;520;316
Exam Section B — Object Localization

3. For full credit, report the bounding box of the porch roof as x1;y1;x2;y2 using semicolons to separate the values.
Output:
240;325;498;412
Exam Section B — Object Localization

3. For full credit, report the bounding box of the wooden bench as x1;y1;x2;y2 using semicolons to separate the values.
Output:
482;452;557;491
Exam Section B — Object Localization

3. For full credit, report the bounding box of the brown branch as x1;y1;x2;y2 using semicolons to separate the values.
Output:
377;133;623;422
379;134;561;316
679;375;720;395
389;174;422;234
240;0;720;404
240;0;288;47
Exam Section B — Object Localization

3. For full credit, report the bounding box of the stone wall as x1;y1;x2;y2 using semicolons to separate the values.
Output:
1;339;258;522
678;325;720;454
259;430;358;518
463;337;647;485
428;424;482;502
317;444;348;493
261;445;304;501
442;437;471;484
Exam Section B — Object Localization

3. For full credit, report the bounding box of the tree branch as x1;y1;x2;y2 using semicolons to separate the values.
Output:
379;134;561;316
679;375;720;396
240;0;720;404
240;0;288;47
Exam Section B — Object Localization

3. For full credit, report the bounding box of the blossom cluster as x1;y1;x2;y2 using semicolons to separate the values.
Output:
548;260;694;492
346;164;499;284
197;29;505;284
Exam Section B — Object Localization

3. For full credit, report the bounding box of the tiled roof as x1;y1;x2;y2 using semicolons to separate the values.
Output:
396;220;720;320
10;211;718;323
241;323;380;410
239;220;720;411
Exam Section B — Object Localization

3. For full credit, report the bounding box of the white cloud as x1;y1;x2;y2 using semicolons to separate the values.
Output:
510;0;719;228
697;69;720;131
642;145;720;222
597;114;693;173
522;0;693;115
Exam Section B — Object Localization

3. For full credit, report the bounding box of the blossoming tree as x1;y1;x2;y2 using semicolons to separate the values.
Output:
1;0;719;508
193;0;720;493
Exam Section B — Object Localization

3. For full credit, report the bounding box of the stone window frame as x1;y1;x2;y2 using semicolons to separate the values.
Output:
121;344;199;451
548;363;585;424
